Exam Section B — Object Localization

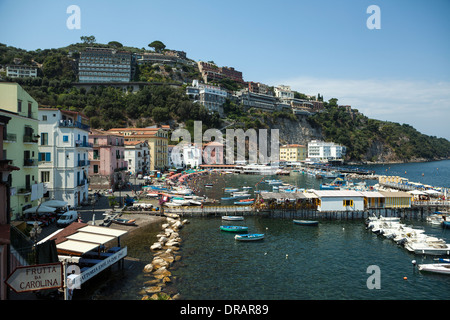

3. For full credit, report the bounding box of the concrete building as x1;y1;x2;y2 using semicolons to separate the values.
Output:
88;129;128;190
169;142;202;169
307;140;347;162
279;144;307;162
197;61;244;84
0;83;43;220
6;65;38;78
107;127;168;171
124;140;149;176
38;108;92;208
78;47;132;83
186;80;228;115
235;89;278;112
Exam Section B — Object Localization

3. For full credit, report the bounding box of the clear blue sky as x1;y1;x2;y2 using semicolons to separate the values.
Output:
1;0;449;140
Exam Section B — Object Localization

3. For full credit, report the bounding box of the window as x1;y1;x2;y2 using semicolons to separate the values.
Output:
42;115;47;121
41;171;50;182
41;133;48;145
93;165;99;173
343;200;354;207
18;100;22;112
38;152;51;162
63;135;69;142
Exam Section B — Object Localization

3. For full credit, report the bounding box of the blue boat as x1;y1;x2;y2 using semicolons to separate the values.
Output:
235;233;265;241
293;220;319;226
220;226;248;233
443;220;450;229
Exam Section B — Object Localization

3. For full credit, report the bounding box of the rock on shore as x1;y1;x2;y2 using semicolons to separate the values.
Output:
141;214;189;300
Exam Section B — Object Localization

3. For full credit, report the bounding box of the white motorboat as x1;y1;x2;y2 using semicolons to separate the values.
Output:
405;237;450;255
418;263;450;275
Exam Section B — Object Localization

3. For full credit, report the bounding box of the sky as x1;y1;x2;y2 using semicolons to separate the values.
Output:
1;0;449;140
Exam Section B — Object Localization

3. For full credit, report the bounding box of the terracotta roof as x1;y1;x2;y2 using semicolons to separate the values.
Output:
124;140;146;145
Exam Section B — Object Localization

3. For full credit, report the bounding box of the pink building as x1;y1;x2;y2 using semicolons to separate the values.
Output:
89;129;128;190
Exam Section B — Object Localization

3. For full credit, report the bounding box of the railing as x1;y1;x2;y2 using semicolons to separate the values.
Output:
75;140;93;148
16;186;32;195
23;158;38;167
78;160;91;167
23;135;38;143
59;120;90;131
4;133;17;142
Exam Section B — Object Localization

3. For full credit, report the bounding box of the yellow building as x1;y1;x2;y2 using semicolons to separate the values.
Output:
279;144;307;162
0;83;43;220
107;127;168;171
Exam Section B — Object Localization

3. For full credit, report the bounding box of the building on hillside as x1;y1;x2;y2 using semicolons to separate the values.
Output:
78;47;132;83
307;140;346;162
38;108;92;208
248;81;270;95
124;140;149;176
88;129;128;190
186;80;228;115
197;61;244;84
274;85;294;101
107;127;168;171
279;144;307;162
6;65;38;78
234;89;278;112
0;83;44;220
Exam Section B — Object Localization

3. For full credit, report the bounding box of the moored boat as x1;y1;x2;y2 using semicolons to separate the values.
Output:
234;233;265;241
220;226;248;233
418;263;450;275
112;218;136;226
222;216;244;221
293;220;319;226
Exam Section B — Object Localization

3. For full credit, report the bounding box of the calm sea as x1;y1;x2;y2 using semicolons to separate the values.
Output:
76;160;450;300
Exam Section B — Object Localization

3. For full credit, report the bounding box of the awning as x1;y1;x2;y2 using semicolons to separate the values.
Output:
23;205;57;214
42;200;68;208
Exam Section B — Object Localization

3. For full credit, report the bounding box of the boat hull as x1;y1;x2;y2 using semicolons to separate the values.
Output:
418;263;450;275
293;220;319;226
222;216;244;221
234;233;264;241
220;226;248;233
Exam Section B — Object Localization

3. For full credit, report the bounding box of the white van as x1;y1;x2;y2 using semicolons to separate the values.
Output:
57;211;78;227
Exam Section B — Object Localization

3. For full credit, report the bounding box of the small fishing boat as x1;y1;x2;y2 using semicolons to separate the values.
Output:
234;200;254;205
242;186;252;190
418;263;450;275
224;188;239;193
112;218;136;226
220;225;248;233
205;184;213;188
222;216;244;221
235;233;264;241
293;220;319;226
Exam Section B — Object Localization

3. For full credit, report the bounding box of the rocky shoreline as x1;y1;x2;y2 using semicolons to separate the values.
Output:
136;214;189;300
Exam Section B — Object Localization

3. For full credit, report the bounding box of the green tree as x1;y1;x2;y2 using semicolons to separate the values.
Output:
148;40;166;53
80;35;96;44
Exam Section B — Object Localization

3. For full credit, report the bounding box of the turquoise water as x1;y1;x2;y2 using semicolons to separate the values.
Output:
81;160;450;300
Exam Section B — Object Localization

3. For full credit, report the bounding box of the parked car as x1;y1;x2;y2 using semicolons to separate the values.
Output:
56;211;78;227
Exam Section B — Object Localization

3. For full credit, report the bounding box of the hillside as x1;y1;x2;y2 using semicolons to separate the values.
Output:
1;41;449;164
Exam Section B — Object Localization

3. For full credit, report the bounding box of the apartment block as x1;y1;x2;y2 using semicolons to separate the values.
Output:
78;47;132;83
124;140;149;176
197;61;244;84
38;108;92;208
279;144;307;162
88;129;128;190
0;83;43;220
307;140;346;162
6;65;38;78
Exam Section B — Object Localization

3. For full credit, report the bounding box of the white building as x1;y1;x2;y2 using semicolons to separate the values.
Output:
307;140;346;162
274;85;294;101
124;140;150;176
169;142;202;169
6;65;38;78
186;80;228;115
312;190;365;212
38;108;92;208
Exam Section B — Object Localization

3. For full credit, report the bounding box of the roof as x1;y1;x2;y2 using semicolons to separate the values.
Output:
379;191;412;198
312;190;364;198
260;192;306;200
280;144;306;148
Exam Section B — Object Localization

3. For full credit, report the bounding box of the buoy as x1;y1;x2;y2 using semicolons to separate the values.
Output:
286;254;288;259
403;277;407;280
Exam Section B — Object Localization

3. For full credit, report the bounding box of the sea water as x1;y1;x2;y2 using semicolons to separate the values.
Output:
81;160;450;300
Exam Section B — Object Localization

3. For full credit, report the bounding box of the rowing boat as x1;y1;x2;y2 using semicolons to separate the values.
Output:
293;220;319;226
234;233;264;241
220;226;248;233
222;216;244;221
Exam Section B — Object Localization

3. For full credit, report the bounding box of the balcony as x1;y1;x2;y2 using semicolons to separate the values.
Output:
75;140;93;148
16;186;32;195
78;160;91;167
23;158;38;167
4;133;17;143
23;134;39;144
59;119;90;131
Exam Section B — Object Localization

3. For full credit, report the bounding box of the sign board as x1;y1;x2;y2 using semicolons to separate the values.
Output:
5;262;63;293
